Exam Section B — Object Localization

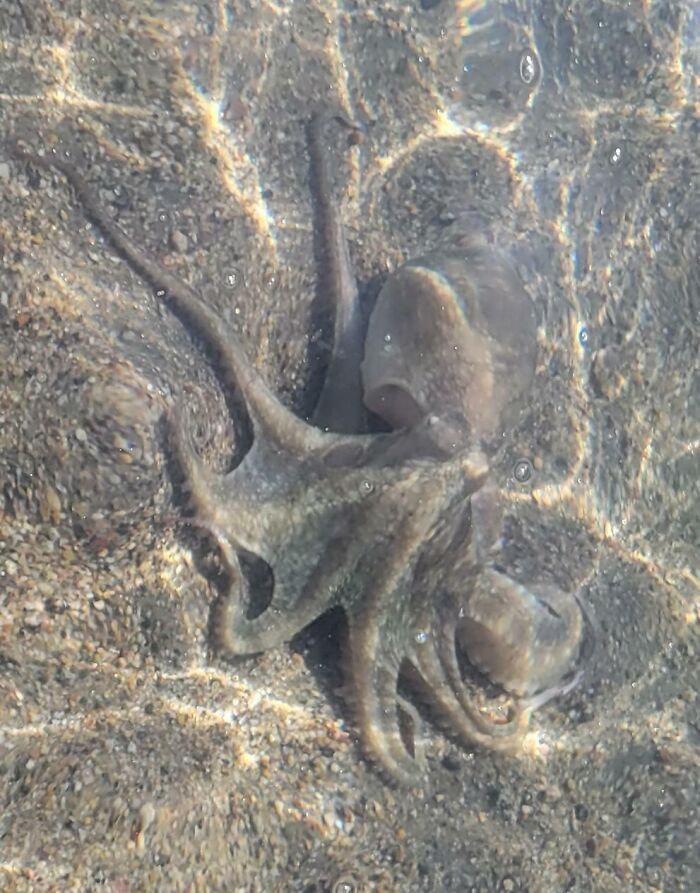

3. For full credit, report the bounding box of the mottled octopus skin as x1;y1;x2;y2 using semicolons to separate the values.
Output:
15;113;584;784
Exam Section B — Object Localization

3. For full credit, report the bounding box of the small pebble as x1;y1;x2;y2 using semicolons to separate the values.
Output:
170;229;188;253
138;801;156;833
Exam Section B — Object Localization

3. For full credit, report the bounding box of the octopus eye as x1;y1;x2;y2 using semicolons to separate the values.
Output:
361;245;537;446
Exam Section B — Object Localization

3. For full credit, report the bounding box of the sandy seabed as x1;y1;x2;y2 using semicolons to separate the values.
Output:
1;1;699;891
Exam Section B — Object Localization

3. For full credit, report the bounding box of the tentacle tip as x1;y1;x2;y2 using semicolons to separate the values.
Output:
210;594;247;657
358;721;427;788
364;752;425;789
460;449;491;487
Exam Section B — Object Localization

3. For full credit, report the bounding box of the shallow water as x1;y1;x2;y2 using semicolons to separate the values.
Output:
0;1;698;891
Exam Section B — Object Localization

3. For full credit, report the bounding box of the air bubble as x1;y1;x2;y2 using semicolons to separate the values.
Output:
359;480;374;496
383;333;392;343
519;51;538;85
224;269;241;290
578;325;590;347
415;630;429;644
609;146;622;166
513;458;533;483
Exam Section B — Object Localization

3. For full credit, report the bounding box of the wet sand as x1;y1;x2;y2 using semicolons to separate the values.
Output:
1;1;699;891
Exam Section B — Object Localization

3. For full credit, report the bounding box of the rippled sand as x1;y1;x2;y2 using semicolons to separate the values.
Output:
1;1;699;891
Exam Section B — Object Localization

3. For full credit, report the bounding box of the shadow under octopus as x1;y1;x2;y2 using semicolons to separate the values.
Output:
14;111;589;784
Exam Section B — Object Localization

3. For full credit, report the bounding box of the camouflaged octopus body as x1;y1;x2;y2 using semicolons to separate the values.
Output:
17;112;586;784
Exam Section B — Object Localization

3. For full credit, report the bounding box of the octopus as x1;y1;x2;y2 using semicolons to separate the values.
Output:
14;111;588;784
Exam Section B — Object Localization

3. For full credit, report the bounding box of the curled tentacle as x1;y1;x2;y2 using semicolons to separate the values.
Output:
517;589;596;711
433;603;527;739
463;480;588;705
408;625;529;752
349;628;420;785
458;569;585;698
